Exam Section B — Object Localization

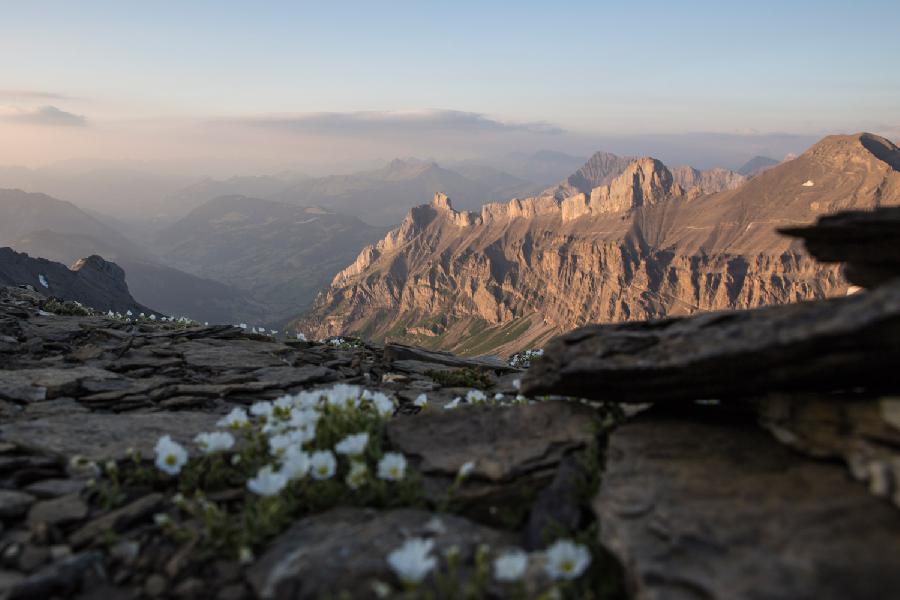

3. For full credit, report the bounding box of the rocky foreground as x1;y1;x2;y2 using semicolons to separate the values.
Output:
1;209;900;599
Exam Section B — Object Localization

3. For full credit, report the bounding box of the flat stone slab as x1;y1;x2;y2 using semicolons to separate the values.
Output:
0;367;125;403
387;401;595;481
524;279;900;402
0;411;220;461
595;410;900;600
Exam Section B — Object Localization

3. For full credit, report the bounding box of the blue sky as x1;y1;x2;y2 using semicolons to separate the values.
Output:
0;1;897;169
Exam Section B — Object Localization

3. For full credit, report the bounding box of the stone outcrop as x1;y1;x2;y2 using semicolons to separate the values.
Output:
596;409;900;600
782;206;900;288
299;133;900;356
0;247;151;315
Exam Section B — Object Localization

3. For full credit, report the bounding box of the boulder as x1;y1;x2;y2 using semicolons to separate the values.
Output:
595;409;900;600
524;280;900;402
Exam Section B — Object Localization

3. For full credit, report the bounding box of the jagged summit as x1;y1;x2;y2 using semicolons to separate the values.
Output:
299;133;900;356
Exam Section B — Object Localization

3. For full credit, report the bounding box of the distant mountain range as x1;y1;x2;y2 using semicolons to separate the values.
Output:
152;196;387;322
0;189;264;324
738;155;780;177
297;133;900;356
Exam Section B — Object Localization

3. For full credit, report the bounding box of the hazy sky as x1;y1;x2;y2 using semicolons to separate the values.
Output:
1;0;898;171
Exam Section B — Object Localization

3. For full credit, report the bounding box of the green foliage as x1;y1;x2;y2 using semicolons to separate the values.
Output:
426;367;494;389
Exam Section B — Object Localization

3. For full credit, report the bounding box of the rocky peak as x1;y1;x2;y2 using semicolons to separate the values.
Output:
551;151;636;198
805;132;900;170
431;191;454;211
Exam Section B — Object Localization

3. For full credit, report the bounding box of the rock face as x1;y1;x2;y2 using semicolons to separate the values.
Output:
596;410;900;600
299;133;900;356
0;247;151;314
670;164;746;197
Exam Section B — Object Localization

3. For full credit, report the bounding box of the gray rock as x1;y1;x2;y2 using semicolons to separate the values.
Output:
247;507;514;600
27;494;88;527
23;478;85;500
595;411;900;600
525;279;900;402
0;411;219;461
0;491;35;519
6;550;104;600
0;367;124;403
387;401;595;481
384;343;516;372
69;493;163;548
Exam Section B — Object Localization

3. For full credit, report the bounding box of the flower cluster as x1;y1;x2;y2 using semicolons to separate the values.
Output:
385;536;591;588
508;348;545;369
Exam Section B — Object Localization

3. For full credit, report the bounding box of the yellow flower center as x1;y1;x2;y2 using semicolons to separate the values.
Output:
390;467;399;477
318;466;328;475
561;560;574;573
165;454;177;466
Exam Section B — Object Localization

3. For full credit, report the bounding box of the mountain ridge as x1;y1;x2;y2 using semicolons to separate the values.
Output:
297;132;900;356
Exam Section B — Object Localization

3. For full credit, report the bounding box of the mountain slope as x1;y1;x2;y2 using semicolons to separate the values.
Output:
298;133;900;356
154;196;388;321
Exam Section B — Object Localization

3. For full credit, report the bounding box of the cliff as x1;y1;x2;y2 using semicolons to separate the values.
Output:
297;133;900;356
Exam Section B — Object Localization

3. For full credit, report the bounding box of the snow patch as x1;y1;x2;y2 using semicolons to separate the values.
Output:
802;180;815;187
38;274;48;288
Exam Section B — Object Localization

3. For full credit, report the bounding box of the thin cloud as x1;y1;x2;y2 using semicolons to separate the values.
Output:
239;109;563;136
0;105;87;127
0;90;74;101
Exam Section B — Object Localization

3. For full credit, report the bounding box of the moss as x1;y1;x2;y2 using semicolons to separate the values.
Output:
42;298;93;316
426;367;494;389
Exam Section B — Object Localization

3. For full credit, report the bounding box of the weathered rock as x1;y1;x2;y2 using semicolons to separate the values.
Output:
0;367;124;403
781;206;900;288
758;393;900;507
0;411;219;461
524;280;900;402
247;508;514;599
69;493;163;548
0;491;35;519
595;410;900;600
27;494;88;527
5;550;104;600
387;401;595;481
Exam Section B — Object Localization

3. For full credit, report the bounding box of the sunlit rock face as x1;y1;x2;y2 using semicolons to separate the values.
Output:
299;134;900;356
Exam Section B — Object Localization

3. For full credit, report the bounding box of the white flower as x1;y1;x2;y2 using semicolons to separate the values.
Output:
247;465;287;496
335;432;369;456
268;433;293;457
545;539;591;580
493;549;528;582
153;513;172;527
125;310;132;316
444;397;461;410
387;538;436;585
370;392;395;417
345;460;368;489
107;310;115;317
493;393;505;402
149;314;157;321
238;546;254;565
413;393;428;407
466;389;487;403
296;332;307;341
281;447;311;480
194;431;235;454
326;384;362;409
217;407;249;429
274;395;294;410
292;391;321;410
154;435;188;475
288;407;320;429
457;460;475;479
512;378;521;390
310;450;337;480
288;425;316;446
239;323;247;329
250;401;274;419
378;452;407;481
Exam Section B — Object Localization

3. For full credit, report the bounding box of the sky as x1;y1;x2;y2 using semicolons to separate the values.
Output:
0;0;898;172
